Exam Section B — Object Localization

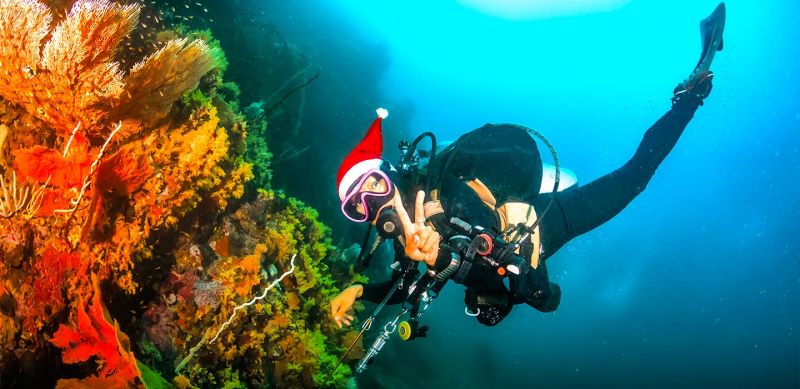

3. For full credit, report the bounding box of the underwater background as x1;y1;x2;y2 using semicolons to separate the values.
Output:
266;1;800;388
0;0;796;388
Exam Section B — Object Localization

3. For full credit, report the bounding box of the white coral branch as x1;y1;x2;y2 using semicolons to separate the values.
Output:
55;121;121;214
0;170;49;219
210;254;298;344
174;254;298;373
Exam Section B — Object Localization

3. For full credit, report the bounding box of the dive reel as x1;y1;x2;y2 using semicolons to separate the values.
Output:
397;319;428;341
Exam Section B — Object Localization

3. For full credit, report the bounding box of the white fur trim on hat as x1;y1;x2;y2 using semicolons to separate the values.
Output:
376;108;388;119
338;158;383;201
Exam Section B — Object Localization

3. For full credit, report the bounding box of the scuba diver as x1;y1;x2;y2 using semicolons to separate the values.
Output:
330;4;726;329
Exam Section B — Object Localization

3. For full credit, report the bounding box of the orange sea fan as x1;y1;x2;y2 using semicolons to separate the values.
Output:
0;1;52;84
40;0;138;96
112;38;223;130
0;0;221;139
0;0;137;136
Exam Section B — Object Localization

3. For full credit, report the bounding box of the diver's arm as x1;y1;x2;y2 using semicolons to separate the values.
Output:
361;241;421;304
331;258;415;327
362;267;421;304
511;260;562;312
535;95;703;257
331;242;416;329
360;280;397;303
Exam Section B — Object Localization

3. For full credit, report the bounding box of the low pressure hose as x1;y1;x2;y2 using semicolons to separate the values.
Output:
410;131;437;162
497;123;560;232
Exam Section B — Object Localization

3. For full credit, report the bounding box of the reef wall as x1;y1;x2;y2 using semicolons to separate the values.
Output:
0;0;364;387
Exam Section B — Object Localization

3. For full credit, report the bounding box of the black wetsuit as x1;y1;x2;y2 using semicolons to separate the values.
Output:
361;95;702;322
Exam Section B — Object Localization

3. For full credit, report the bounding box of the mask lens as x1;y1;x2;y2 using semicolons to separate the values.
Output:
341;169;393;222
341;196;366;222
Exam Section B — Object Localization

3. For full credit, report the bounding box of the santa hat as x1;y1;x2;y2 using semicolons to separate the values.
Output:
337;108;389;201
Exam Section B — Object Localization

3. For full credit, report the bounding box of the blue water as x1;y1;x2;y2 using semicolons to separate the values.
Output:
266;1;799;387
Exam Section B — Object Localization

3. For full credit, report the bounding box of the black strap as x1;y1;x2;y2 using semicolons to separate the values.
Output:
356;224;374;268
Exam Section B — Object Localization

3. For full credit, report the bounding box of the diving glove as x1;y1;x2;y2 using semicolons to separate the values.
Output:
673;2;725;105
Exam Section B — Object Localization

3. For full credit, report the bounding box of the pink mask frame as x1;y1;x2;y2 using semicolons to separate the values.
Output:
340;169;393;223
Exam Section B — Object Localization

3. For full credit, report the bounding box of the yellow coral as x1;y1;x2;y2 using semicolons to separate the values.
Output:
0;124;8;153
211;162;253;209
173;375;194;389
135;105;231;229
222;244;264;297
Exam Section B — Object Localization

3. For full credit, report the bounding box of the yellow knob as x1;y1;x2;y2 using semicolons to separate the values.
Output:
398;321;412;341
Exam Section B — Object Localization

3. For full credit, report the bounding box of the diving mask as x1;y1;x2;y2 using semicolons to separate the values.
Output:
340;169;395;223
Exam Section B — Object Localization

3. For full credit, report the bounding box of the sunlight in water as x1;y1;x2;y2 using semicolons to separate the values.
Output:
457;0;631;19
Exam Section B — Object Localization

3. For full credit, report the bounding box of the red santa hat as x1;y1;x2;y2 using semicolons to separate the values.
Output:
337;108;389;201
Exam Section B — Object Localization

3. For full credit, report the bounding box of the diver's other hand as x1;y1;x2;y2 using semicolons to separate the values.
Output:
394;190;440;266
330;285;362;328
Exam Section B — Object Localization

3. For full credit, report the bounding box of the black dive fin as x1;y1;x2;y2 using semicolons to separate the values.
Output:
686;2;726;84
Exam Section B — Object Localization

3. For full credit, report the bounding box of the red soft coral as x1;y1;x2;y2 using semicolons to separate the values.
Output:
49;294;141;381
24;247;86;332
96;146;153;195
13;145;92;189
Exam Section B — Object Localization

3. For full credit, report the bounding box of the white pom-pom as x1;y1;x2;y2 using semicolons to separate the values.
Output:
376;107;388;119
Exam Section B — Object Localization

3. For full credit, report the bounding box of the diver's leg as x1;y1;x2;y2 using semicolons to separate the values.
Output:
535;2;723;257
535;92;706;257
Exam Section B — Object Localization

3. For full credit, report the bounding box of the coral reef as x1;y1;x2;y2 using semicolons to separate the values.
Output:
142;191;359;388
0;0;217;385
0;0;364;387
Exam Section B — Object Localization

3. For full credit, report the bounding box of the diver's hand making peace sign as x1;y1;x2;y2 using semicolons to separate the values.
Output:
394;191;440;267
